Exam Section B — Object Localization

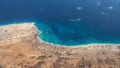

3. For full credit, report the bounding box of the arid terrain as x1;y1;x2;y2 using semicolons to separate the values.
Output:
0;23;120;68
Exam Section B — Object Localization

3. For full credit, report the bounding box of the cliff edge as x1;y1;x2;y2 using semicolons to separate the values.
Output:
0;23;120;68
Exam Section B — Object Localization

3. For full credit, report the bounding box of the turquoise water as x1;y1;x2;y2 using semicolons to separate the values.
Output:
34;20;120;46
1;20;120;46
0;0;120;46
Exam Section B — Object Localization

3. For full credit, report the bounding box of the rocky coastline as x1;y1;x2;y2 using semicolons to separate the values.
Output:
0;23;120;68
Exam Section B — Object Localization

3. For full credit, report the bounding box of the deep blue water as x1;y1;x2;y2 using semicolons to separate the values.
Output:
0;0;120;46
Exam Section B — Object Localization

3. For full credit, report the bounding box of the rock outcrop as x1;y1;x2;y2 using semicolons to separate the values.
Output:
0;23;120;68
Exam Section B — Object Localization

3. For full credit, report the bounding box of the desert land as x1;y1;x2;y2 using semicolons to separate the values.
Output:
0;23;120;68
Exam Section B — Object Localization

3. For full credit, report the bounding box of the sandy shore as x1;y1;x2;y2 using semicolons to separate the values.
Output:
0;23;120;68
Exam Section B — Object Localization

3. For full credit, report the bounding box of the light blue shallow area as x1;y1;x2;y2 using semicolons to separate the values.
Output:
1;20;120;46
34;20;120;46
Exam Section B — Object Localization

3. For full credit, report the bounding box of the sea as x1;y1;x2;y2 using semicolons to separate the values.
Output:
0;0;120;46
